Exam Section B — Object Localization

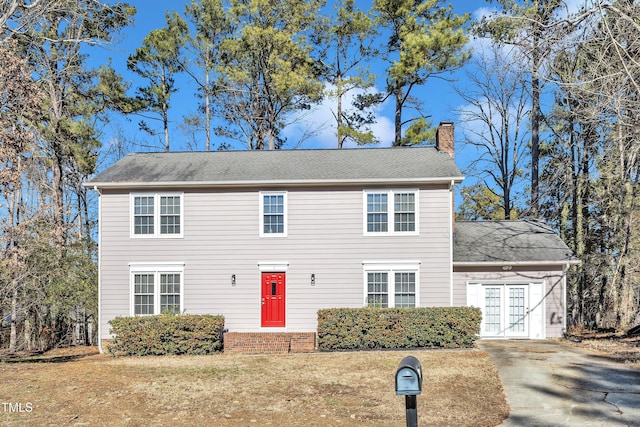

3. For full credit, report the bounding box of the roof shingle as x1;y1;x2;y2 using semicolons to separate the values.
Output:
86;146;463;187
453;220;578;264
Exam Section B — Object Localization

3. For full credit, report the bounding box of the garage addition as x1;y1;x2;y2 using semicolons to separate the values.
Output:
454;220;578;340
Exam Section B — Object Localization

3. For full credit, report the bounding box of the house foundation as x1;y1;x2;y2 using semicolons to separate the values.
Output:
223;332;316;354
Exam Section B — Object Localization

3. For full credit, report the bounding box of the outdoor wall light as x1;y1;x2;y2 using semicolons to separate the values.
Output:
311;274;315;286
231;274;236;286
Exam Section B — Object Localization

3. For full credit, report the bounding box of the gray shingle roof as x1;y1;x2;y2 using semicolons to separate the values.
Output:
86;147;463;188
453;220;578;264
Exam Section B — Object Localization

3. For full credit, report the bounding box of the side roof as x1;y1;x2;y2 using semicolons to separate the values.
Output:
85;146;463;189
453;220;579;265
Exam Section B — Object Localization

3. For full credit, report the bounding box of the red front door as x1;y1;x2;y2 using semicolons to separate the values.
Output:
261;272;286;327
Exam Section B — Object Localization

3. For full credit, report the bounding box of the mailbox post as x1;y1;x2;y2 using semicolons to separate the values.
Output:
395;355;422;427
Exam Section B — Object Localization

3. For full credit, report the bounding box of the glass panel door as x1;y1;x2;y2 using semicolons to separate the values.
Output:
480;284;530;338
506;285;528;337
483;287;503;335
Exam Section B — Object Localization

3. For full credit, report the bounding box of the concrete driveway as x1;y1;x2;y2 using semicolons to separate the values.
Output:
479;339;640;426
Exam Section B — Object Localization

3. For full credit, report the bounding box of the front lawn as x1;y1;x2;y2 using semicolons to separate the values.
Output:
0;347;507;426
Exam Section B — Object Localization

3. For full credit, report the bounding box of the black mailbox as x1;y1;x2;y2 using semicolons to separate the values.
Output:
395;355;422;396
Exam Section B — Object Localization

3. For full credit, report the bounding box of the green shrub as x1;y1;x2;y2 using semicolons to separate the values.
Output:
107;314;224;356
317;307;481;351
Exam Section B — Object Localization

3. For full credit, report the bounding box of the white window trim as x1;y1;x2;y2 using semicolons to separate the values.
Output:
257;261;290;272
259;191;288;237
130;192;184;239
363;189;419;236
362;261;420;308
129;263;185;316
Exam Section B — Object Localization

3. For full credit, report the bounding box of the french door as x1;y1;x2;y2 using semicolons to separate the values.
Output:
481;285;529;338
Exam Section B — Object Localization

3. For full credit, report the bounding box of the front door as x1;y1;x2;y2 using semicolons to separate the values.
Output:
261;272;286;327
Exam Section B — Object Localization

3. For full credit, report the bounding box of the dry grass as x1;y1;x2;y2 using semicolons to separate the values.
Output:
0;347;507;426
566;330;640;370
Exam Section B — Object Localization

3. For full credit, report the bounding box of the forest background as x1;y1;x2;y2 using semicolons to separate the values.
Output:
0;0;638;352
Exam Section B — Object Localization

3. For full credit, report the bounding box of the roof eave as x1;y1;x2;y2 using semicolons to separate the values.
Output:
453;259;581;267
84;176;466;190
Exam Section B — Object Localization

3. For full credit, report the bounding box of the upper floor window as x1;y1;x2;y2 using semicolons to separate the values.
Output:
130;263;184;315
364;190;418;235
260;191;287;237
131;193;183;238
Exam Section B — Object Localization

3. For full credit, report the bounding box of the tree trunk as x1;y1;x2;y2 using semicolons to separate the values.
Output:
9;287;18;353
337;73;344;149
504;186;511;220
530;30;541;217
8;182;20;353
163;104;170;152
162;70;170;152
268;128;275;151
52;146;65;248
24;314;32;352
394;86;402;146
205;67;211;151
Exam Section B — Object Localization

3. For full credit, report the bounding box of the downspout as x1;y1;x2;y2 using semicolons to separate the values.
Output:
562;262;569;336
94;185;103;353
449;179;455;306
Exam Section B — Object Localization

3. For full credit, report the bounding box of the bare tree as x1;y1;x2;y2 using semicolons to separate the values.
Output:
0;40;45;352
582;2;640;329
456;45;530;220
0;0;52;38
476;0;567;216
542;0;640;330
177;0;234;151
0;2;135;351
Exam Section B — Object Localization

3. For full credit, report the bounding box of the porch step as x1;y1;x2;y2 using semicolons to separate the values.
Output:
223;332;316;355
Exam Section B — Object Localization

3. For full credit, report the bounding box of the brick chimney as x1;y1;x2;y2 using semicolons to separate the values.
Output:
436;121;456;232
436;122;454;159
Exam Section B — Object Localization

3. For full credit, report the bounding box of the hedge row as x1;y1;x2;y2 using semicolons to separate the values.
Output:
317;307;481;351
107;314;224;356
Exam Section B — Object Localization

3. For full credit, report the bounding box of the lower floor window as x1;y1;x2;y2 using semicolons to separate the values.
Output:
134;274;155;315
131;264;183;315
367;272;389;307
160;273;181;314
394;272;416;308
364;263;419;308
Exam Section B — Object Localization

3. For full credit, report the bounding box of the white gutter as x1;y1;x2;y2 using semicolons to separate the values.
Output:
454;260;580;267
82;176;466;190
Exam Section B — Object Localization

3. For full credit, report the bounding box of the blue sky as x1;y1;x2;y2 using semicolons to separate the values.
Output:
93;0;484;154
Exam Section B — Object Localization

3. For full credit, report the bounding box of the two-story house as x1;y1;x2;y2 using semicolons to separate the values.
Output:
86;123;578;353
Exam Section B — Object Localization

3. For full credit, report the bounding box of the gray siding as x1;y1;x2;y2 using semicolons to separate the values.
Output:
453;265;567;338
99;184;453;340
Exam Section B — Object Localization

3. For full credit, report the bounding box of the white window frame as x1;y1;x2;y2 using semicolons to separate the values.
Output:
362;261;420;308
130;193;184;238
363;189;419;236
129;263;185;316
259;191;287;237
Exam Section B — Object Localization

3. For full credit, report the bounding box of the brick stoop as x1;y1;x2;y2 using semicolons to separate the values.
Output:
223;332;316;354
